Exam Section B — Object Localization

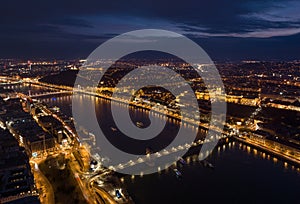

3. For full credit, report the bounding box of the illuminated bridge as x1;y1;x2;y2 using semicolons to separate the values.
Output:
29;90;73;98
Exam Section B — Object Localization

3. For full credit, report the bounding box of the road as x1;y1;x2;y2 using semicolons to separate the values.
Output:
31;161;55;204
67;151;98;204
93;185;117;204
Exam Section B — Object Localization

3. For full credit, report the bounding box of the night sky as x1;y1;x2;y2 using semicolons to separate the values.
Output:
1;0;300;60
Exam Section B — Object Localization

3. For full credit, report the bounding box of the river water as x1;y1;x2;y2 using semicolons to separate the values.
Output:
13;84;300;204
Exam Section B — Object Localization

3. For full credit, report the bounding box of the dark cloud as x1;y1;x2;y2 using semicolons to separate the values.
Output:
0;0;300;59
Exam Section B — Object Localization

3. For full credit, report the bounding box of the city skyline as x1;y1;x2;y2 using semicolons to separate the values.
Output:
0;59;300;203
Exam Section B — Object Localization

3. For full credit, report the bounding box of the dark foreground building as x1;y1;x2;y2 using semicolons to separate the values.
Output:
0;129;40;203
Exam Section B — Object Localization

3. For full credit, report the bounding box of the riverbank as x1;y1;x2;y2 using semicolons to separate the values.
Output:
234;136;300;167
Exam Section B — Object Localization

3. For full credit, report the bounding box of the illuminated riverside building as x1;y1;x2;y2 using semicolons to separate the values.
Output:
7;116;55;155
0;97;55;155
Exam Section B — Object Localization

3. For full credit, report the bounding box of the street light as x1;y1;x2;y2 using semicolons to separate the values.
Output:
43;134;46;155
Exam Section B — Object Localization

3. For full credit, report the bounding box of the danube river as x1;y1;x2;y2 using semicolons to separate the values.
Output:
14;84;300;203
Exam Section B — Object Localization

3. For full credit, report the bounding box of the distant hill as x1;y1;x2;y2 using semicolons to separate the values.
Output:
40;70;79;87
